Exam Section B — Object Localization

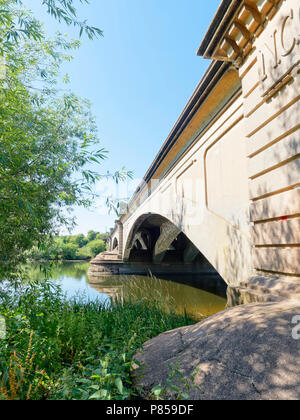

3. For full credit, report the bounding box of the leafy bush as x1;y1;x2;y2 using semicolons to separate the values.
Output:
60;243;78;260
87;239;106;257
29;232;108;261
86;230;98;242
75;247;92;260
0;283;195;400
67;235;88;248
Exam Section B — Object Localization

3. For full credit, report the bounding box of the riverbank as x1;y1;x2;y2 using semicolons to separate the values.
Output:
0;282;195;400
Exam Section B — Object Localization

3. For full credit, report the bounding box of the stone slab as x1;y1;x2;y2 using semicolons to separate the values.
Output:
133;299;300;400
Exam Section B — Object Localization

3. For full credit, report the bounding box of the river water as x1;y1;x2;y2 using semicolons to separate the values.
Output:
27;262;227;321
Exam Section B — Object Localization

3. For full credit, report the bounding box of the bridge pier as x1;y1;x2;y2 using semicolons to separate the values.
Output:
153;221;180;264
183;242;200;264
116;220;124;260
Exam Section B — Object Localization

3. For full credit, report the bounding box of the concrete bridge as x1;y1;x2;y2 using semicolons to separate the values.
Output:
90;0;300;306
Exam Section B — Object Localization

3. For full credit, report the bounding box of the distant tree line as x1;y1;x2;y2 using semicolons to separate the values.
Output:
28;231;109;261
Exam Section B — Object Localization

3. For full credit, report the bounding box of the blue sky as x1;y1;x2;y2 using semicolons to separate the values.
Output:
24;0;220;234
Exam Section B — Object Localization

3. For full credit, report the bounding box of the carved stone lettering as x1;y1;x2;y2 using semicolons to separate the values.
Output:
257;0;300;97
281;9;296;57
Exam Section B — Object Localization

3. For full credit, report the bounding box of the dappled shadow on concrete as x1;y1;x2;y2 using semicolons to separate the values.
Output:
245;40;300;279
133;299;300;400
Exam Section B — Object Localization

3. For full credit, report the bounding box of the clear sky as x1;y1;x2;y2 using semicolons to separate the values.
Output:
24;0;220;234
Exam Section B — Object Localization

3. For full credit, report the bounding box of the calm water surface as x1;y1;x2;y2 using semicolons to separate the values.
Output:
28;262;226;320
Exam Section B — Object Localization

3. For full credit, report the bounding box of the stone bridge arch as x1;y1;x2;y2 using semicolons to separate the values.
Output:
108;224;122;257
123;213;223;276
120;172;253;291
112;238;119;251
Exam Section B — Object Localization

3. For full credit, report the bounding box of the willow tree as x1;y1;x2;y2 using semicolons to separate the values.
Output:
0;1;130;279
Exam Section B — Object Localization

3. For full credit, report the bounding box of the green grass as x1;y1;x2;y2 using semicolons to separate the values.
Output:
0;282;195;400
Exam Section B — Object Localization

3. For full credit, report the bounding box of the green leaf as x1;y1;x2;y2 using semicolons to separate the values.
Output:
115;377;123;395
151;385;163;396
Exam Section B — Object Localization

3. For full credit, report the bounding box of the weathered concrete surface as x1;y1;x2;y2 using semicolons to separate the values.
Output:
133;299;300;400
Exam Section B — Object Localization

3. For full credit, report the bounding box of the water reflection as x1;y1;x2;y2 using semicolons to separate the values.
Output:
28;262;227;320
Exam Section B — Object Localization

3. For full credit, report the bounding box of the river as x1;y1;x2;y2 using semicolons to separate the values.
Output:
27;262;227;321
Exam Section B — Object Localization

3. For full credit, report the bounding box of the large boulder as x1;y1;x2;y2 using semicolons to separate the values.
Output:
133;299;300;400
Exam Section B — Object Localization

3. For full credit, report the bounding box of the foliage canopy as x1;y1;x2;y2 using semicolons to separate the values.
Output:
0;1;131;279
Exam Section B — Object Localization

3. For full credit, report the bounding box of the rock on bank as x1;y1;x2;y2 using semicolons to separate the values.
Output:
133;299;300;400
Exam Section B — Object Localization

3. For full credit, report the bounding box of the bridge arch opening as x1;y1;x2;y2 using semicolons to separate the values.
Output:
123;213;227;296
112;238;119;251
